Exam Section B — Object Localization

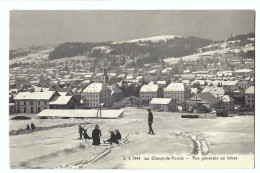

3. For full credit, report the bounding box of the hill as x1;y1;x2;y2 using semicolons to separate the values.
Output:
164;33;255;64
114;35;187;44
47;35;213;61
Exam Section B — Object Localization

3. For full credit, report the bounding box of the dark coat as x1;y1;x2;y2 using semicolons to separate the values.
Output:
79;127;83;134
31;123;35;130
108;133;119;144
83;130;92;139
148;112;153;122
92;129;102;145
116;132;122;140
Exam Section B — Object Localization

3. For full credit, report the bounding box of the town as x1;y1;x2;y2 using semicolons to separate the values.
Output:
9;34;255;117
8;10;255;169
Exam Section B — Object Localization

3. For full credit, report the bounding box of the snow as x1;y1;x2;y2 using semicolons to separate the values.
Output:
14;91;56;100
221;95;234;102
150;98;172;105
82;83;104;93
115;35;186;44
222;80;238;86
9;52;50;65
140;83;159;92
164;83;185;92
248;38;255;42
49;96;72;105
9;108;254;168
36;109;125;119
242;43;255;52
164;50;219;64
245;86;254;94
48;56;88;63
202;85;225;97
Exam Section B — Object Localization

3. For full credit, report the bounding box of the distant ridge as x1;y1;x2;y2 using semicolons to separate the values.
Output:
114;35;188;44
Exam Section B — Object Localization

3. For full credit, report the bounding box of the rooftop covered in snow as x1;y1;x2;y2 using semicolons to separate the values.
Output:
140;83;159;92
150;98;172;105
245;86;254;94
82;83;106;93
49;96;73;105
36;109;124;119
164;83;186;92
14;91;58;100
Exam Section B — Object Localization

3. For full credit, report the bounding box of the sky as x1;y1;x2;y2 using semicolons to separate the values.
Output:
10;10;255;50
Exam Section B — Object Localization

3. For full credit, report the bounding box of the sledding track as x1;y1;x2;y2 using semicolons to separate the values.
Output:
176;131;211;155
56;133;132;168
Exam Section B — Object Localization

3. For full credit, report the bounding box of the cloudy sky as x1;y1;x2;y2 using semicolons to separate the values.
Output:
10;10;255;49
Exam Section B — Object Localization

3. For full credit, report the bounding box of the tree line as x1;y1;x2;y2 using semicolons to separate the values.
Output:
48;36;213;61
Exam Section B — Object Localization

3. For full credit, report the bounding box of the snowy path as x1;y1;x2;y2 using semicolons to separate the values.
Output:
176;131;210;155
57;133;133;168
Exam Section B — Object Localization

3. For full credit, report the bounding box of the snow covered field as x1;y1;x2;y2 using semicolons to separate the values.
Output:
9;108;254;168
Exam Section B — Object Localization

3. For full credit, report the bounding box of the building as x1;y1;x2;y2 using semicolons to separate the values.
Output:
14;91;60;114
222;80;238;93
237;80;249;91
111;86;123;103
143;70;159;82
201;85;226;98
140;82;162;101
149;98;176;112
89;46;112;58
218;95;235;111
245;86;255;108
231;90;245;105
49;96;79;109
185;92;219;111
216;71;233;77
234;68;253;77
245;59;254;69
164;83;190;104
81;83;112;108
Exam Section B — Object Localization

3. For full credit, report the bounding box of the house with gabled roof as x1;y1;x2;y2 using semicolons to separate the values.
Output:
218;95;235;111
140;82;163;101
149;98;176;112
202;85;226;98
245;86;255;108
185;92;218;111
49;96;79;109
14;91;60;114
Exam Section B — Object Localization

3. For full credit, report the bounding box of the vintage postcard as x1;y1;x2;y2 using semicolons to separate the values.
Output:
9;10;255;169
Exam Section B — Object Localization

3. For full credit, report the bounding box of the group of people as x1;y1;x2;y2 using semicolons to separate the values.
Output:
77;108;154;145
26;123;36;131
78;124;122;146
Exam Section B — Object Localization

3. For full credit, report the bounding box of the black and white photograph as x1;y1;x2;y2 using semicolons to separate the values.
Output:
8;9;255;169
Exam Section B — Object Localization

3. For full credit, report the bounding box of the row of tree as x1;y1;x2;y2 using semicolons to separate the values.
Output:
227;32;255;41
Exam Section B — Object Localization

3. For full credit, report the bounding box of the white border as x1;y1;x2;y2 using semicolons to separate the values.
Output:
0;0;259;173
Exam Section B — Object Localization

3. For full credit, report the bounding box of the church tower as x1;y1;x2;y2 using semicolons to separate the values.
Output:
103;68;109;85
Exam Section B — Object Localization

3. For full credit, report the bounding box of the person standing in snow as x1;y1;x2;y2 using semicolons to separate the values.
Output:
31;123;35;131
147;108;155;135
78;125;83;140
92;125;102;146
26;124;30;130
115;129;122;140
